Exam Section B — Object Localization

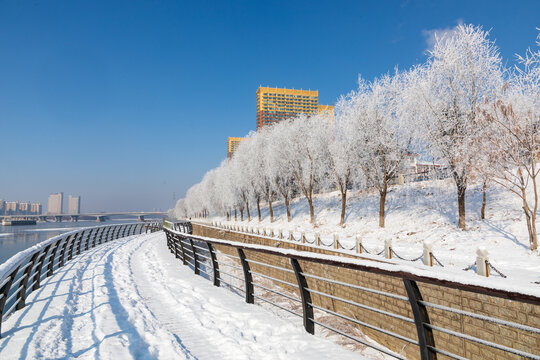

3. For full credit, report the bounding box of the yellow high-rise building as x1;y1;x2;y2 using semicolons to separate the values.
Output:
227;137;246;159
256;86;334;129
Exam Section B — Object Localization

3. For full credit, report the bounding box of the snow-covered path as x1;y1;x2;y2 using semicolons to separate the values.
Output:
0;232;362;360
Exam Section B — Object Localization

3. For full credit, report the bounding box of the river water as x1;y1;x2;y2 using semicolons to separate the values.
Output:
0;219;142;265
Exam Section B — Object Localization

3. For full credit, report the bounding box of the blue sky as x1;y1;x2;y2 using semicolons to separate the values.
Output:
1;0;538;212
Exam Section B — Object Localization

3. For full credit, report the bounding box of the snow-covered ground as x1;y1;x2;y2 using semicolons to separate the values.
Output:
0;232;369;360
208;178;540;288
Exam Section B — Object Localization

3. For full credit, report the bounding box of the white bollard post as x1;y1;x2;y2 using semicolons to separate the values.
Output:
356;236;362;254
315;232;321;246
385;239;392;259
333;234;339;249
423;241;433;266
476;247;489;277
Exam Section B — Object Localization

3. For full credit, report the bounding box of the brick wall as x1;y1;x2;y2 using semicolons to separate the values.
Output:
193;224;540;359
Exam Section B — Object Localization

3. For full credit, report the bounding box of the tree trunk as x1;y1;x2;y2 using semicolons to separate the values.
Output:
457;183;466;230
285;196;291;222
240;208;244;221
379;187;387;228
531;212;538;251
308;196;315;224
234;207;237;221
340;189;347;226
269;199;274;223
245;201;251;221
481;180;487;220
257;198;261;222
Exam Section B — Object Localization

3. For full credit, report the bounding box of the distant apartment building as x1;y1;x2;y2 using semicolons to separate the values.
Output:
31;203;42;215
48;192;63;214
19;202;31;215
0;200;5;215
5;201;19;215
256;86;334;130
68;195;81;214
227;137;246;159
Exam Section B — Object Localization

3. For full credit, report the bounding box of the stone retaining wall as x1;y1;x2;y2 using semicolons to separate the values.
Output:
194;223;540;360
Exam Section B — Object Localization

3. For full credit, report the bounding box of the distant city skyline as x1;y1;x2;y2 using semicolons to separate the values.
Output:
1;1;538;211
0;199;42;215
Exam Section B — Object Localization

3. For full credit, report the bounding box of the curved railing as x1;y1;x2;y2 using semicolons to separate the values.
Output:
0;221;161;337
164;223;540;360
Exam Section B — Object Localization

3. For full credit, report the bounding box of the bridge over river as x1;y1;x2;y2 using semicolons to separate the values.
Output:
0;211;165;223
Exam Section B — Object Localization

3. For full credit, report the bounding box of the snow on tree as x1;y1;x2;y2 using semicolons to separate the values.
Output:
276;114;332;224
344;73;413;228
331;94;366;226
408;24;504;230
478;32;540;250
250;127;278;222
266;121;299;222
173;199;187;220
229;138;258;221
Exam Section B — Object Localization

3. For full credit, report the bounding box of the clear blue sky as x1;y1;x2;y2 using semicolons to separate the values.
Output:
1;0;538;212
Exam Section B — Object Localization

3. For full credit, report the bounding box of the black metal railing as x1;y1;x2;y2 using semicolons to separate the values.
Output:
0;221;161;337
164;223;540;360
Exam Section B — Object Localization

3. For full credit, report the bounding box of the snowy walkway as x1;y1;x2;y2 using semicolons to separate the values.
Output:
0;232;362;360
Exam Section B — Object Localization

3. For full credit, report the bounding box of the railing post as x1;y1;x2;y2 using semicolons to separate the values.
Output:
0;266;20;338
173;234;181;259
76;231;85;255
356;236;362;254
113;225;121;240
33;244;53;290
189;239;200;275
85;228;95;251
178;235;188;265
16;253;40;310
403;279;437;360
165;230;173;253
91;228;99;248
96;226;105;245
207;243;220;287
121;224;128;238
290;258;314;335
47;240;62;277
59;235;73;268
237;248;254;304
68;232;80;261
105;225;115;242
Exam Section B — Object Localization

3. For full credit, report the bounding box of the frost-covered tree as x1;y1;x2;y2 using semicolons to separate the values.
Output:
229;140;255;221
279;114;332;224
266;122;298;222
345;73;413;228
332;96;366;226
479;34;540;250
409;24;504;230
173;199;187;220
250;128;277;222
